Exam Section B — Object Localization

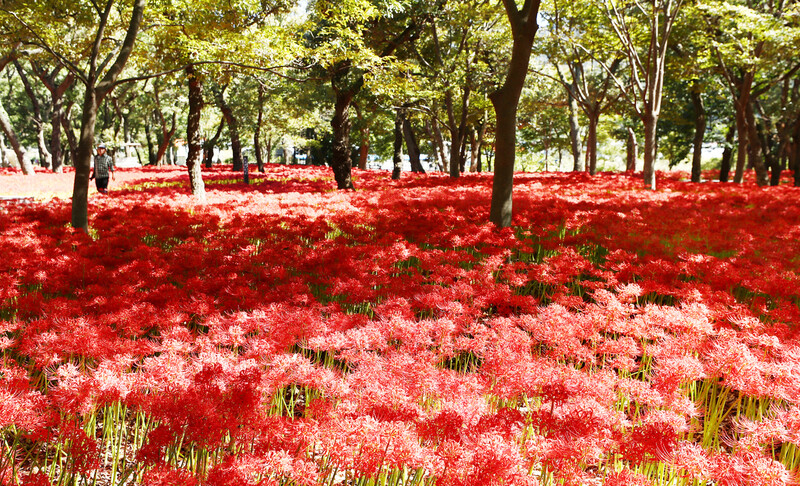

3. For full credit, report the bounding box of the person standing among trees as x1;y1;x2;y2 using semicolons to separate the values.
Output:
90;143;115;194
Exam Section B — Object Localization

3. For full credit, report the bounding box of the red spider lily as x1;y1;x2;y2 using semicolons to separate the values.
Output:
3;165;800;485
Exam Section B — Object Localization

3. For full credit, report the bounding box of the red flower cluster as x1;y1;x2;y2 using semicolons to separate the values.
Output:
1;165;800;485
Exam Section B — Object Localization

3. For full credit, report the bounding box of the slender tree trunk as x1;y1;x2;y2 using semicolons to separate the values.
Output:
204;118;225;169
626;127;637;172
214;87;242;171
14;61;52;170
690;89;706;183
255;85;265;172
392;107;403;180
792;114;800;187
61;104;78;167
155;112;176;165
330;85;356;189
429;116;447;171
185;65;205;200
145;120;156;165
51;94;65;172
357;129;370;170
71;87;98;230
0;134;6;167
642;109;657;190
754;101;781;186
445;94;462;177
266;137;273;166
489;0;540;227
490;93;520;227
469;127;479;172
0;99;32;174
744;101;769;186
719;123;735;182
403;113;424;173
567;80;583;172
586;110;599;175
733;79;752;183
353;102;370;170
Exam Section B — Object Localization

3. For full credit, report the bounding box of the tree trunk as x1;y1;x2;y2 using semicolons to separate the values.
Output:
214;87;242;171
792;113;800;187
586;110;599;175
330;85;356;189
444;82;472;177
255;85;265;172
39;69;75;173
353;102;370;170
626;127;637;172
469;126;479;172
392;107;403;180
0;134;6;167
358;129;370;170
720;123;735;182
71;86;98;230
70;0;144;229
61;103;78;167
490;97;519;227
642;109;657;190
145;120;156;165
204;117;225;169
14;60;52;170
185;65;205;200
732;78;752;184
567;80;583;172
745;101;769;186
489;0;541;227
0;99;32;174
690;89;706;183
155;112;176;165
403;112;424;173
754;101;781;186
51;93;65;172
429;116;447;171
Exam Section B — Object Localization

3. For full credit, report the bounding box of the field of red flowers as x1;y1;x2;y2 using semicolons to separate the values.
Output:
2;165;800;486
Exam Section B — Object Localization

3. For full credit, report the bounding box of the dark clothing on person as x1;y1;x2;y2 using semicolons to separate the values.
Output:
96;176;109;192
94;153;114;178
92;152;114;193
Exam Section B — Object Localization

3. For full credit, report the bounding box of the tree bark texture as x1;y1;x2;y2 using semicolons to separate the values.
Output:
330;83;357;189
353;102;369;170
586;111;599;175
71;87;98;229
690;89;706;183
155;112;176;166
642;108;657;190
732;76;753;184
567;82;583;172
626;127;637;172
428;116;447;171
719;123;735;182
489;0;541;228
71;0;145;230
204;118;225;169
185;65;205;201
745;101;769;186
392;107;403;180
14;61;51;170
255;86;265;173
214;88;242;171
402;111;424;173
0;99;32;174
60;104;78;167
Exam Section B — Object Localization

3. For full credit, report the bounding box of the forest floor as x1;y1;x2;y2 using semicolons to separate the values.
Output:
2;165;800;486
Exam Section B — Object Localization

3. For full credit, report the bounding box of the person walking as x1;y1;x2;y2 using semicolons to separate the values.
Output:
90;143;115;194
